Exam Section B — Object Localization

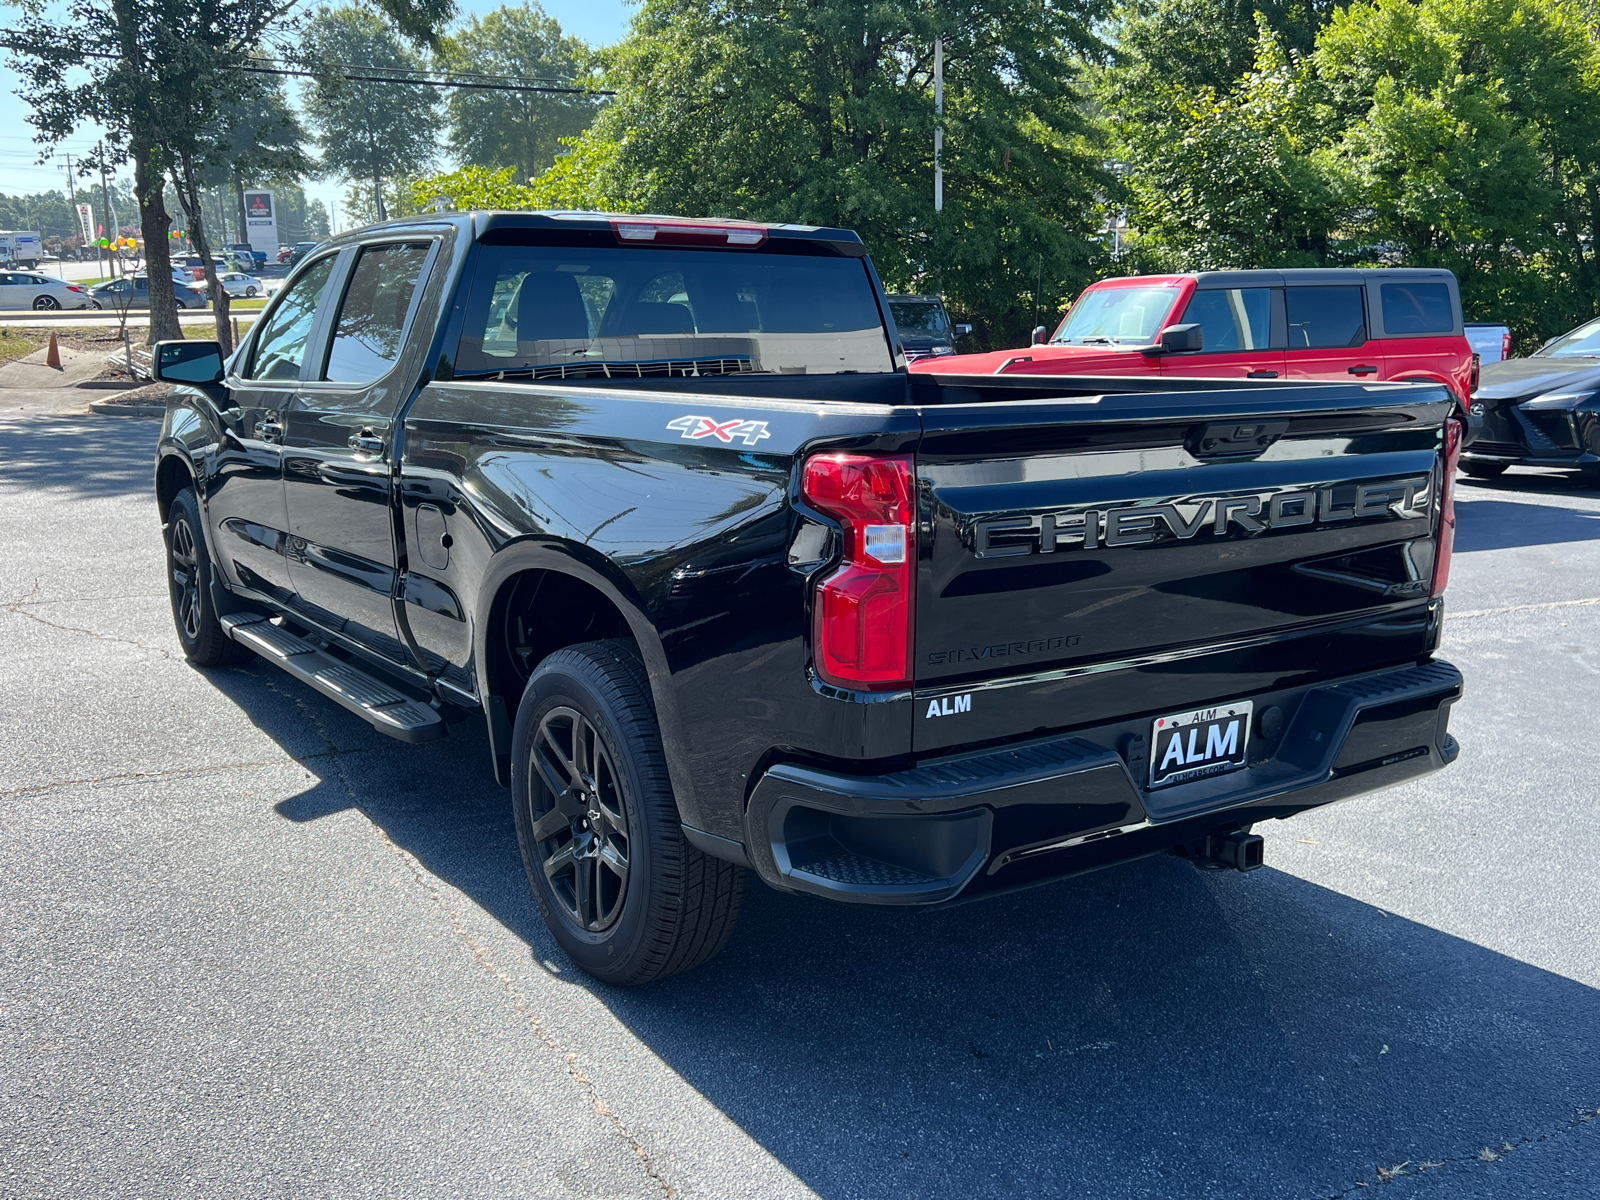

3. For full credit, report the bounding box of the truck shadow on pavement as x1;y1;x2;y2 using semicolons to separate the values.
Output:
198;660;1600;1200
0;409;162;501
1454;497;1600;552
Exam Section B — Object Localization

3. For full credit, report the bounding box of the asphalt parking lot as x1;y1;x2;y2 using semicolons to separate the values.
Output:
2;390;1597;1199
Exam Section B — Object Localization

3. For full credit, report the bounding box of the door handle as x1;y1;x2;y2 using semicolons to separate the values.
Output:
1246;370;1279;379
1348;365;1379;375
254;419;282;442
348;430;384;456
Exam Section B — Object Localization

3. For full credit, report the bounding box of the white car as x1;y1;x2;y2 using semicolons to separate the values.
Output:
0;269;97;310
218;271;265;298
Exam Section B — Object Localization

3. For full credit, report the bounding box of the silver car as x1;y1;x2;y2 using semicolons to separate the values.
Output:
88;275;209;310
0;270;97;310
217;271;265;298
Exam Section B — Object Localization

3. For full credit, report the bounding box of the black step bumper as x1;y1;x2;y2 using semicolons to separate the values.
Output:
740;659;1462;905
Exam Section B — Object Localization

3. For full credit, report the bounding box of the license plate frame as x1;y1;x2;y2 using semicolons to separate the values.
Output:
1148;701;1254;789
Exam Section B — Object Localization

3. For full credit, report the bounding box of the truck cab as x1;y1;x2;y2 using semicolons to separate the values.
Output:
917;269;1476;401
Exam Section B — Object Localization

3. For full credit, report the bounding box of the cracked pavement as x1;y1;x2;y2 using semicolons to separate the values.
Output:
2;392;1598;1198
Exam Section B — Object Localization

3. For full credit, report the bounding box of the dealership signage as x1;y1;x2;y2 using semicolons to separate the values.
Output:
243;190;278;257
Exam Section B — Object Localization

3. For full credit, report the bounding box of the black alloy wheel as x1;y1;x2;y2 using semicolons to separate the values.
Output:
32;295;59;310
164;486;250;667
529;706;631;932
169;514;204;644
510;640;746;984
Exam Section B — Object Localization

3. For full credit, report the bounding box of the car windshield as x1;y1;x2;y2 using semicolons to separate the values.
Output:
455;244;894;379
1052;284;1181;346
888;300;949;335
1537;317;1600;358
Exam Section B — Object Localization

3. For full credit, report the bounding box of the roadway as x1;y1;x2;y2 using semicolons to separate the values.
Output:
2;389;1596;1199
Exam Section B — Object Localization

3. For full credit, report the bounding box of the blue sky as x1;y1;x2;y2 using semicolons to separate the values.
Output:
0;0;636;228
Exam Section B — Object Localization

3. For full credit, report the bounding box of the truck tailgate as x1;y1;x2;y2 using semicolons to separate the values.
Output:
913;381;1453;753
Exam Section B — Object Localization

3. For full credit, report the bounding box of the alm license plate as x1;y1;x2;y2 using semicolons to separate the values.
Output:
1149;701;1254;789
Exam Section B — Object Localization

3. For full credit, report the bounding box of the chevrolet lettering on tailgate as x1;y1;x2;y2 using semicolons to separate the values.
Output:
971;476;1431;558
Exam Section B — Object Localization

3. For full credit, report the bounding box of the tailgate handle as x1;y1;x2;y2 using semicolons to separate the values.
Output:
1189;420;1289;459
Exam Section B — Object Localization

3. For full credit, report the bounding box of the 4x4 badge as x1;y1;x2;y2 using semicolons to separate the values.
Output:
666;414;771;446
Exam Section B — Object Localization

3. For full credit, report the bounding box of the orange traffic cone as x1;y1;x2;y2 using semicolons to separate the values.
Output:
45;332;61;369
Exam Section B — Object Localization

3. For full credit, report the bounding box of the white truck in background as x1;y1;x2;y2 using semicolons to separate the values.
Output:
0;231;43;265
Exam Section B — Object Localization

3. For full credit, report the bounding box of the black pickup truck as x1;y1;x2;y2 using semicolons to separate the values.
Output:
152;212;1466;984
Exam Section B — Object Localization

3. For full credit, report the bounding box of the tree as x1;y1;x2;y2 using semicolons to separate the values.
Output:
1104;21;1340;270
435;3;597;184
302;4;443;224
527;0;1113;348
408;164;538;210
1315;0;1600;342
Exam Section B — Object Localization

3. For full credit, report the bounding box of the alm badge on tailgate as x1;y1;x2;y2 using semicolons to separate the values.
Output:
1149;701;1253;789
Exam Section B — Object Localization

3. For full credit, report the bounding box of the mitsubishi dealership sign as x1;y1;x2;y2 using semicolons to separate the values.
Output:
243;190;278;258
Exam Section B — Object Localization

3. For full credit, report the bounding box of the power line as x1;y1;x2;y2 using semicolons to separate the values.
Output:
0;32;613;97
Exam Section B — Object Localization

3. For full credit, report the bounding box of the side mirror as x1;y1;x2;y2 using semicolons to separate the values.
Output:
1142;323;1204;356
1031;325;1048;345
152;339;225;386
954;323;972;339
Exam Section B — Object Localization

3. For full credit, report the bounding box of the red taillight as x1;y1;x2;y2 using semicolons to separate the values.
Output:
1431;415;1465;598
1469;353;1481;392
802;453;915;690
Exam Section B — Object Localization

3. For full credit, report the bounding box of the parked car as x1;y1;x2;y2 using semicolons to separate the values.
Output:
150;211;1466;985
217;271;264;298
886;294;971;361
89;274;209;310
915;269;1477;402
1462;315;1600;481
286;240;319;266
222;242;266;267
0;269;97;310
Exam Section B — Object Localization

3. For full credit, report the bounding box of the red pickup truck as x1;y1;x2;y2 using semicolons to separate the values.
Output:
914;269;1476;400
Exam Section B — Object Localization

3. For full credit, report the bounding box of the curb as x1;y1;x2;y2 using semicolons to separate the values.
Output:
89;399;165;417
76;378;142;390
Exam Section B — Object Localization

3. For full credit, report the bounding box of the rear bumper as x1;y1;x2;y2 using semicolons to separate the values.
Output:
736;659;1462;905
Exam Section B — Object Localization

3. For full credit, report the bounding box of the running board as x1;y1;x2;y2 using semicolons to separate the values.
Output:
221;613;445;743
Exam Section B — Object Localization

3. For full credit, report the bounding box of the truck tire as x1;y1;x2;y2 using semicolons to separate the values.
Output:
511;640;745;984
165;487;250;667
1460;461;1508;479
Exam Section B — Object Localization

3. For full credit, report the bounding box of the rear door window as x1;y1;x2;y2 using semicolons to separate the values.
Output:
321;242;433;383
1286;286;1367;348
1380;283;1453;335
1177;288;1272;352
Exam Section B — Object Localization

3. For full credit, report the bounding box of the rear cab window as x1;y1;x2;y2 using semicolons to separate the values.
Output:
455;245;894;379
321;241;433;383
1380;283;1454;336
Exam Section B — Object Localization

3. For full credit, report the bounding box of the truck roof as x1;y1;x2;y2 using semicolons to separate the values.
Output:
1092;268;1459;290
327;210;870;258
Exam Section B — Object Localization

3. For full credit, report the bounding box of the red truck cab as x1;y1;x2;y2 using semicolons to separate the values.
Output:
914;269;1475;400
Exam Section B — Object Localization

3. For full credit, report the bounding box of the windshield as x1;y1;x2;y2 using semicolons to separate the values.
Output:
455;245;894;379
888;299;949;336
1538;317;1600;358
1051;284;1181;346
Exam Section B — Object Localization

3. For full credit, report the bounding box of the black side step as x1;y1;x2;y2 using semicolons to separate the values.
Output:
221;613;445;743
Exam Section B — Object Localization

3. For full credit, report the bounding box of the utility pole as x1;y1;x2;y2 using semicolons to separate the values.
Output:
934;38;943;214
62;153;77;277
98;142;115;279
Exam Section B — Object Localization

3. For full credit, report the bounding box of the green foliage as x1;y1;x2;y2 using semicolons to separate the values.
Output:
302;5;444;221
435;3;598;184
527;0;1115;349
1101;0;1600;345
408;165;539;210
